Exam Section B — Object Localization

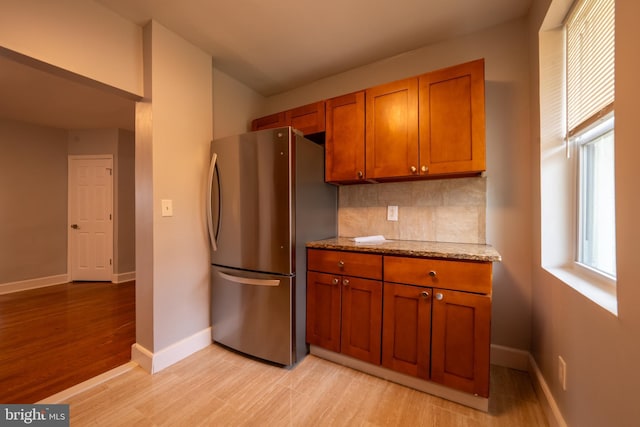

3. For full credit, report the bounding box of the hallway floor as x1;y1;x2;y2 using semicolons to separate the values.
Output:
0;281;135;403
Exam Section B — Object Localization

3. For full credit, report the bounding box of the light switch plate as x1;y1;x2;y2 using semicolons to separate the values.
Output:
387;205;398;221
161;199;173;217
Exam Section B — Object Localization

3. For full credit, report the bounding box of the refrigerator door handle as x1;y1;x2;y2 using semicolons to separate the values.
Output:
218;271;280;287
206;152;218;251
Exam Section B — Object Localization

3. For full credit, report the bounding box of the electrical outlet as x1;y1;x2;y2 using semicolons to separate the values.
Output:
387;205;398;221
558;356;567;391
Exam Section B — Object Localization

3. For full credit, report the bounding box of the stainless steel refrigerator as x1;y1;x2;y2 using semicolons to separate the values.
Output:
207;127;337;366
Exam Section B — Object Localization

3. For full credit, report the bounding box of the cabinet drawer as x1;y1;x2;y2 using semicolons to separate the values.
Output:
307;249;382;280
383;256;491;294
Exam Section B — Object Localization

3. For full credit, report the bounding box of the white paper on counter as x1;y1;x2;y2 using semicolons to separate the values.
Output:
351;235;386;243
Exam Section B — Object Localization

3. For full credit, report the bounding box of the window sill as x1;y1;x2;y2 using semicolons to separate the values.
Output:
544;265;618;316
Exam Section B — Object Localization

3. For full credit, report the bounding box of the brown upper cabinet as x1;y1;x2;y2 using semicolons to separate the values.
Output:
250;59;486;184
325;91;366;183
251;101;325;135
419;59;486;176
251;111;287;131
364;59;485;181
365;78;419;180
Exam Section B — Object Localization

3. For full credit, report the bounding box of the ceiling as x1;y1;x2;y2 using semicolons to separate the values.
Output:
1;0;532;131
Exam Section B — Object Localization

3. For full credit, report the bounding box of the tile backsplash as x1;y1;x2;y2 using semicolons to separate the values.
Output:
338;177;486;244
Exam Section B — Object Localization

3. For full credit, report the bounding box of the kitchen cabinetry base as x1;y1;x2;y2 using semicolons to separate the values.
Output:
310;345;489;412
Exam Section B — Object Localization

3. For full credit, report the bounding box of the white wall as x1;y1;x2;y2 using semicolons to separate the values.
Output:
135;21;213;353
0;0;142;97
212;68;265;139
263;19;533;352
0;119;68;284
530;0;640;425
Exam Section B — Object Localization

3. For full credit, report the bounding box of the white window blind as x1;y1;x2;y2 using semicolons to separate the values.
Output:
566;0;615;137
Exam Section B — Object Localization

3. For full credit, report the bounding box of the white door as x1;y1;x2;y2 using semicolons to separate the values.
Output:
68;156;113;281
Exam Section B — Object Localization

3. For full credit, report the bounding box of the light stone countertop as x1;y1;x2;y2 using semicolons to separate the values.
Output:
306;237;502;262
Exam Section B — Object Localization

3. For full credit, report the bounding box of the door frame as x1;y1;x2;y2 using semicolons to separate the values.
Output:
67;154;114;282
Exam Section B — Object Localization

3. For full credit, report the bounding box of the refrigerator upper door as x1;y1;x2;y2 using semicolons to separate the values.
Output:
209;127;293;274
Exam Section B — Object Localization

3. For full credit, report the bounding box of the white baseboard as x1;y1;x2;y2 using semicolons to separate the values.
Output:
528;354;568;427
490;344;566;427
490;344;530;371
0;274;69;295
112;271;135;283
131;327;212;374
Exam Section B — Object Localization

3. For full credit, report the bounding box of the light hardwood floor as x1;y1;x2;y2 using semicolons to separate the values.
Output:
63;344;549;426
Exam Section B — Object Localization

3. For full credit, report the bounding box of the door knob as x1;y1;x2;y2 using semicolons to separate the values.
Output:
70;224;79;229
410;166;417;174
428;270;437;278
338;260;345;268
332;278;340;285
421;165;428;173
419;291;429;299
343;279;350;286
435;292;444;301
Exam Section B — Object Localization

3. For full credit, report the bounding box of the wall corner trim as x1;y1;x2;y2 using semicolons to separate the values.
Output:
131;327;212;374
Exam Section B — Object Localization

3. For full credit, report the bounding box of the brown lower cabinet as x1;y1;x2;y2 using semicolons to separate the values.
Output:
307;248;492;398
306;250;383;365
431;288;491;397
306;271;382;365
382;283;432;379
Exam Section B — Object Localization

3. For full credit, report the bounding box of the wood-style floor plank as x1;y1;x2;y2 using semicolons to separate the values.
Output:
65;344;549;426
0;281;135;403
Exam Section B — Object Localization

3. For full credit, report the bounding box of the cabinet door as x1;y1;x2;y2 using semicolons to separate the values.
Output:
286;101;325;134
251;111;287;131
419;59;486;175
341;277;382;364
431;289;491;397
382;283;431;379
365;78;419;179
325;91;366;183
306;271;341;352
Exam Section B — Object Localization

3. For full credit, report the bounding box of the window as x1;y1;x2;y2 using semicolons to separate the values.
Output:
566;0;616;279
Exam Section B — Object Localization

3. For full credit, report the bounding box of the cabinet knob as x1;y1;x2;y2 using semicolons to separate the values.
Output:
357;170;364;179
410;166;417;174
343;279;350;286
435;292;444;301
338;260;345;268
419;290;429;299
332;278;339;285
428;270;437;278
421;165;428;173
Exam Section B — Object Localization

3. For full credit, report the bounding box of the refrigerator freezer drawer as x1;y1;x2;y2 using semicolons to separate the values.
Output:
211;266;294;366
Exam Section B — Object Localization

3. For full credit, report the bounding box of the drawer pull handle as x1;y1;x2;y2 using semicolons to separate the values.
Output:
420;291;429;299
343;279;350;286
332;278;340;285
435;292;444;301
428;270;437;278
338;260;345;268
